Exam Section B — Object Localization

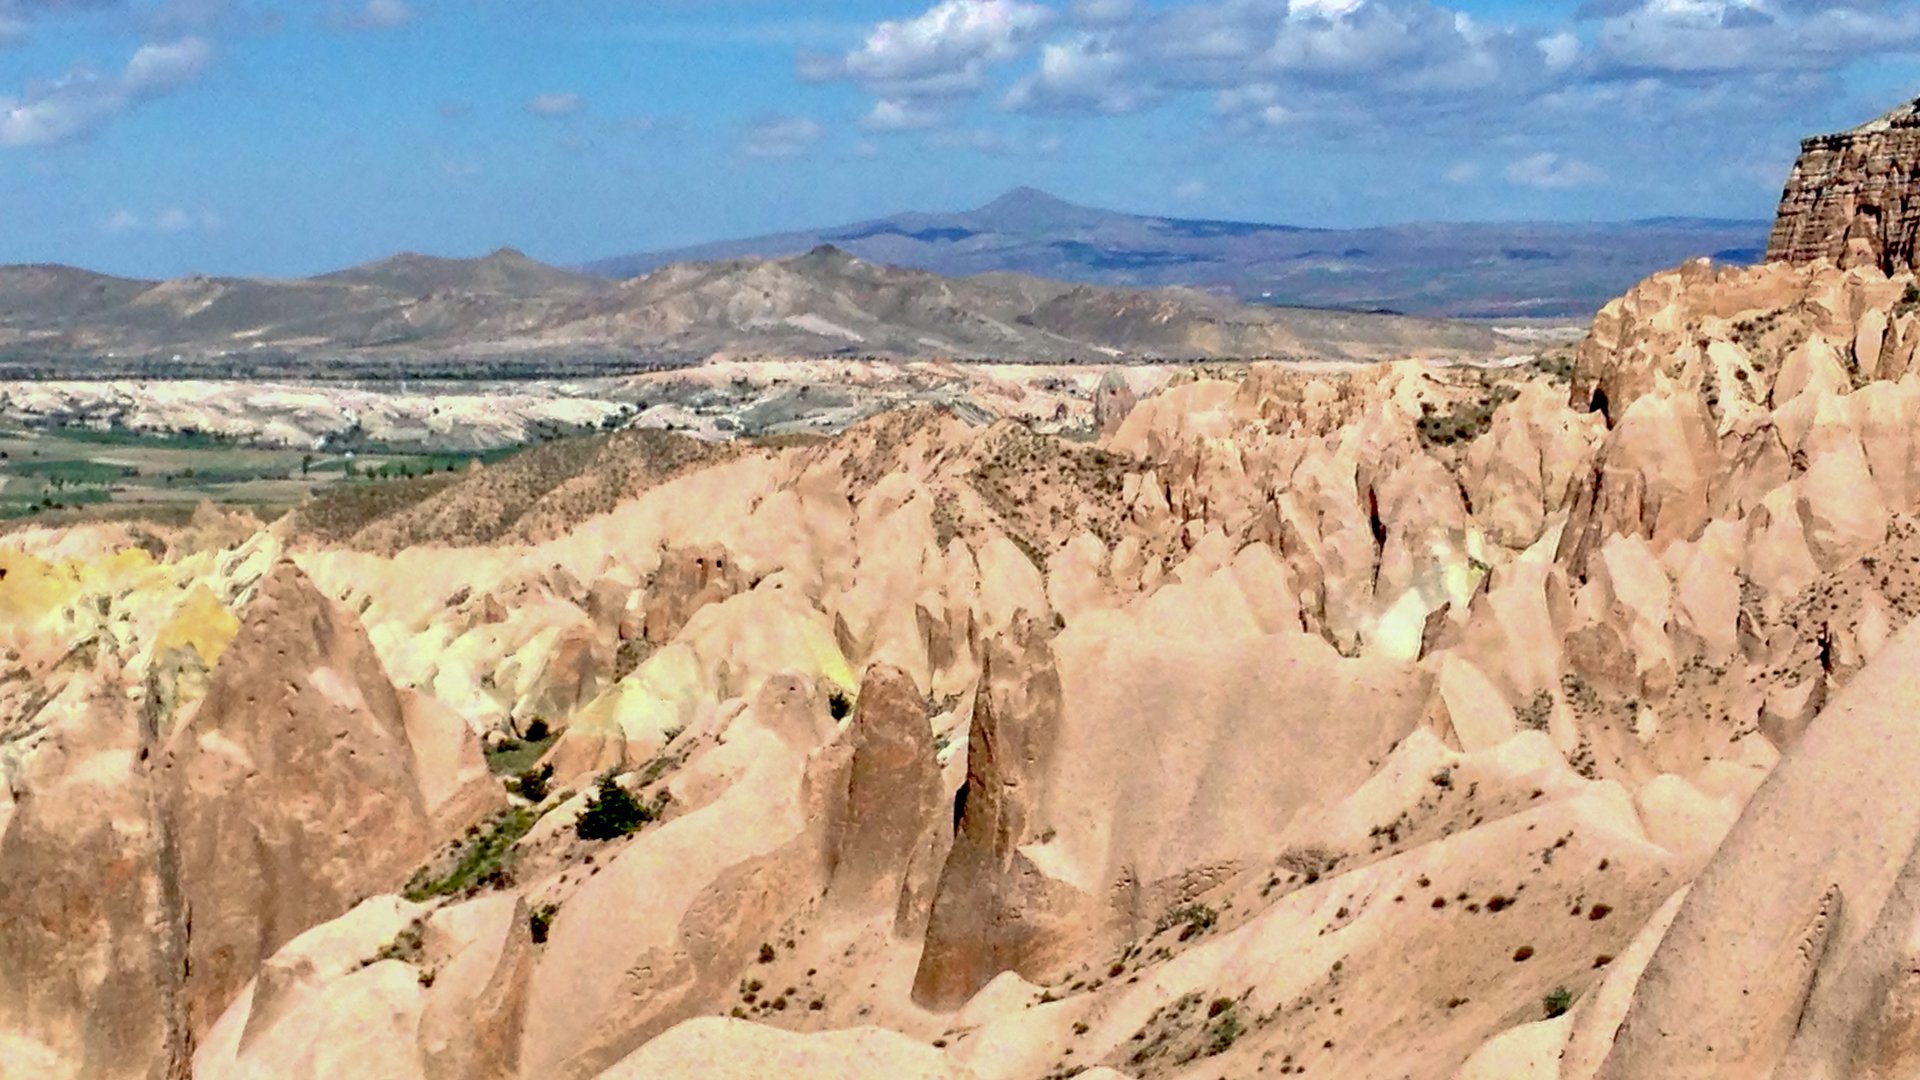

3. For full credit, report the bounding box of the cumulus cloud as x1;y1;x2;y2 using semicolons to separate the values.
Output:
122;36;212;94
1003;33;1143;113
0;35;210;148
739;114;824;158
1505;151;1606;189
813;0;1920;144
526;92;582;118
802;0;1052;98
862;98;943;132
1582;0;1920;77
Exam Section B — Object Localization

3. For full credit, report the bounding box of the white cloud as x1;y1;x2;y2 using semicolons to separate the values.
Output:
740;115;824;158
807;0;1052;97
1211;83;1296;130
526;92;582;118
1444;161;1480;184
1586;0;1920;76
1;36;211;149
1538;30;1580;71
1505;151;1605;189
1173;178;1208;201
862;98;942;131
123;37;212;95
0;15;23;48
1004;33;1142;113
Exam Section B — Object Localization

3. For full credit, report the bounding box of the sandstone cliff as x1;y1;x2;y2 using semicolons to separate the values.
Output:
1768;97;1920;274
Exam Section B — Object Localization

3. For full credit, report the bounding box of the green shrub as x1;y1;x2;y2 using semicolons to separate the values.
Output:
1205;1001;1243;1056
1543;986;1575;1019
510;764;553;803
529;904;557;944
404;808;534;900
576;773;654;841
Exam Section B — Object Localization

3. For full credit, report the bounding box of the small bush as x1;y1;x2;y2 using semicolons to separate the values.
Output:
575;773;654;841
828;690;853;721
529;904;557;944
1543;986;1574;1019
1205;1001;1243;1056
510;764;554;803
1155;903;1218;942
369;919;426;966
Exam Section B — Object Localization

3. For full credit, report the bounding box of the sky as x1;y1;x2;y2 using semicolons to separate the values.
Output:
2;0;1919;279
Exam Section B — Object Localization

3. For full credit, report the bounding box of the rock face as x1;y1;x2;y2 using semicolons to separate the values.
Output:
1768;97;1920;274
162;561;438;1038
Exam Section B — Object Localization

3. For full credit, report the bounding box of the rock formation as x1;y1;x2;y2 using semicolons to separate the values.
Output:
26;105;1920;1080
1768;97;1920;274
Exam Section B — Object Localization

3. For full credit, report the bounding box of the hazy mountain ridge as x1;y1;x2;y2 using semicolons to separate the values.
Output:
585;187;1768;318
0;242;1507;378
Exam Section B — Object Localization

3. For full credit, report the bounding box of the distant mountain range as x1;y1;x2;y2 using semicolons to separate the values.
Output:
584;188;1769;320
0;245;1507;380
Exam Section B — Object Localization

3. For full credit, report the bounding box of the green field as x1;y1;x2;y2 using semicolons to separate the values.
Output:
0;425;515;524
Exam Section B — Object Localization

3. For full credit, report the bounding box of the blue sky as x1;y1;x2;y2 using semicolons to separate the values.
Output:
2;0;1918;278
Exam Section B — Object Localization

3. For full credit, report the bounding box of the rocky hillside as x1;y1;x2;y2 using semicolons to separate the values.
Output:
1767;96;1920;274
0;247;1505;379
12;244;1920;1077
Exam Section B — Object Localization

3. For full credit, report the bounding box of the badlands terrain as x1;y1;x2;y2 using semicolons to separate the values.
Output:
10;102;1920;1080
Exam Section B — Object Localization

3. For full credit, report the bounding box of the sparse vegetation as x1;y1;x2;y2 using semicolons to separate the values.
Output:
1278;845;1339;884
1516;689;1554;732
486;729;559;776
404;808;535;900
1205;999;1244;1056
367;918;426;967
1155;902;1218;942
1543;986;1575;1018
1417;384;1519;448
575;772;655;841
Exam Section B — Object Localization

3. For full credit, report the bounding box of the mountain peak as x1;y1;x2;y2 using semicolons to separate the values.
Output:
980;186;1077;214
967;186;1110;232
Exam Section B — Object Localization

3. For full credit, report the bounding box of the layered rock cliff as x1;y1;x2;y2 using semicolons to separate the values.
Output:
1768;97;1920;274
